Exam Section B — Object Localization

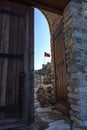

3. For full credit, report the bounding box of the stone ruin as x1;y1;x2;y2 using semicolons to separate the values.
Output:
35;62;55;107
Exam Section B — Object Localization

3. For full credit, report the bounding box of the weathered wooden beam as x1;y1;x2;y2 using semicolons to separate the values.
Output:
0;14;9;111
8;0;63;14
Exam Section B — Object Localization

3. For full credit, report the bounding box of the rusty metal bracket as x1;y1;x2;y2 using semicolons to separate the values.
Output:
0;53;23;60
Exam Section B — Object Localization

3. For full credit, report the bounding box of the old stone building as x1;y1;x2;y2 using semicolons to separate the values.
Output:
0;0;87;129
41;1;87;128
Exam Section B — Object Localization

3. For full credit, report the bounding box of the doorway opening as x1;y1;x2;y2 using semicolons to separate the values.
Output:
34;8;70;130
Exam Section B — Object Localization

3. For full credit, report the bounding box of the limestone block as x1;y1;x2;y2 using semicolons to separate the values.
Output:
71;116;87;128
69;98;78;105
70;104;80;112
68;92;79;99
75;112;87;120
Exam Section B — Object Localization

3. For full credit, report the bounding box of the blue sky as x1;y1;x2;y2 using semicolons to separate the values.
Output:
34;8;51;70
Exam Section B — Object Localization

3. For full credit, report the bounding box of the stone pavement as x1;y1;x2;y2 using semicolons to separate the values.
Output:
35;107;71;130
34;106;85;130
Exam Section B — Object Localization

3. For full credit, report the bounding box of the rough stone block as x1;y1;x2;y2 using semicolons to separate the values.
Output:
68;92;79;99
71;116;87;128
70;104;80;112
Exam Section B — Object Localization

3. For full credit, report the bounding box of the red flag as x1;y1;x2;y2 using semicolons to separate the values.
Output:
44;52;50;57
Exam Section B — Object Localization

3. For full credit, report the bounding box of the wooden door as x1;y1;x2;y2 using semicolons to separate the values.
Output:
53;19;69;115
0;1;34;128
0;4;25;121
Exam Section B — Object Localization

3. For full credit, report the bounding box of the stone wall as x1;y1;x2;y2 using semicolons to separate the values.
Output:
64;0;87;128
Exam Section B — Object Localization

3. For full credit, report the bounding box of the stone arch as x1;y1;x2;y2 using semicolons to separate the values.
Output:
39;9;62;75
40;9;62;33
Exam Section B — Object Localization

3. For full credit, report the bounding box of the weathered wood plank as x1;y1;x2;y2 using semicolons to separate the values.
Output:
16;16;25;117
23;8;34;124
6;15;18;118
53;19;69;115
29;8;34;123
0;13;3;100
0;14;10;118
0;13;3;120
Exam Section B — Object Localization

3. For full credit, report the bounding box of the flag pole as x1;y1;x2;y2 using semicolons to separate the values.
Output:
44;53;45;65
